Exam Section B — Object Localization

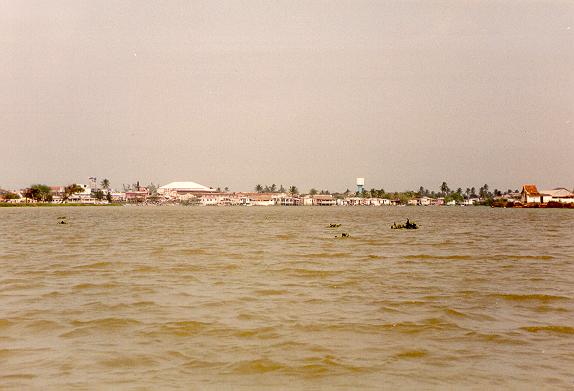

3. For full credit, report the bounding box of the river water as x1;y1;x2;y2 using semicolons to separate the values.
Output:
1;206;573;389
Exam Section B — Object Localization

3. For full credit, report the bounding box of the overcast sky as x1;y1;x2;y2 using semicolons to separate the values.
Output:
1;0;572;192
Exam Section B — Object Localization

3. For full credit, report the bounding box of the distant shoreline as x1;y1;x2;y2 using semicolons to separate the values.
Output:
0;203;122;208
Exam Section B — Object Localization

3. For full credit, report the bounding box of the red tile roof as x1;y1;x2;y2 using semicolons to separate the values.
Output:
522;184;540;196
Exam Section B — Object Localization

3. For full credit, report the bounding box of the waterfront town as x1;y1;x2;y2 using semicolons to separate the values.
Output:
1;177;573;208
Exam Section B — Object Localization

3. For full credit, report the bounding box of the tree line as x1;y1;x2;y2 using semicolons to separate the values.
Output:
250;181;519;203
10;179;114;203
254;184;298;194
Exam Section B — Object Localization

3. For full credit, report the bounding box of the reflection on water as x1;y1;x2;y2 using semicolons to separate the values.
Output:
1;206;573;389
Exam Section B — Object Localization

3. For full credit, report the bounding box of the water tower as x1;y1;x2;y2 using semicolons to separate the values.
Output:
89;177;97;190
356;178;365;194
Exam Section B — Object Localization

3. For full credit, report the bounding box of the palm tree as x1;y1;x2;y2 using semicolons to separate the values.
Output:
279;184;286;193
61;184;84;203
255;184;263;193
270;184;277;193
100;178;110;191
289;185;298;195
440;181;450;196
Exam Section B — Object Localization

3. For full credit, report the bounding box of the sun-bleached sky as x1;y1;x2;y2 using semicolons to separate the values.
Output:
1;0;572;192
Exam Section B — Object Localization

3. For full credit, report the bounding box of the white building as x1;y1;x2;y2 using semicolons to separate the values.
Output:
540;188;574;204
158;181;215;200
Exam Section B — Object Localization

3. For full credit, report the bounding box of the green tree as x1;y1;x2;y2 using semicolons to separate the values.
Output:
255;184;263;193
289;185;298;195
26;184;51;202
309;188;318;195
4;192;19;200
445;192;464;204
62;184;84;203
24;187;39;202
279;184;286;193
106;191;113;203
148;183;158;196
270;184;277;193
94;189;105;201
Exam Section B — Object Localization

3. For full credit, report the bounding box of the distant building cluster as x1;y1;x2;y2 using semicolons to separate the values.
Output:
520;185;574;205
1;180;573;207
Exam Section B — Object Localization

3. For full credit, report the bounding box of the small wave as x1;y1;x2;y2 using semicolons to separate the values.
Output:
275;233;295;240
132;300;156;307
146;320;211;337
0;348;22;358
404;254;473;260
0;319;13;328
294;355;366;376
520;326;574;334
295;319;462;334
133;265;160;273
365;254;386;259
464;331;526;345
490;293;570;303
278;268;340;278
326;279;361;289
183;359;225;369
72;283;119;290
99;355;157;368
445;308;468;318
74;261;113;269
50;270;77;276
303;252;352;259
229;358;283;374
1;373;37;380
394;349;428;359
491;254;554;260
24;320;61;331
219;263;240;270
71;317;141;329
254;289;288;296
233;326;279;339
179;248;207;255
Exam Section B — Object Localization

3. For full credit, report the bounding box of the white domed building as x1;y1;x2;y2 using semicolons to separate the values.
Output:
158;181;216;200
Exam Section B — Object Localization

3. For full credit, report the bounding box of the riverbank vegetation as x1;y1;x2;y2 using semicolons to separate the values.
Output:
0;202;122;208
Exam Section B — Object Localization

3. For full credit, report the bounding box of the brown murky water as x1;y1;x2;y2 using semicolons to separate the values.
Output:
1;206;573;389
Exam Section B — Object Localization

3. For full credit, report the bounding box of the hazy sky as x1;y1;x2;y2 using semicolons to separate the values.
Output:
1;0;572;192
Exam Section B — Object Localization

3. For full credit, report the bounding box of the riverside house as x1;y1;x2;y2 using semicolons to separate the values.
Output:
312;194;336;206
541;188;574;204
520;184;574;204
521;184;543;204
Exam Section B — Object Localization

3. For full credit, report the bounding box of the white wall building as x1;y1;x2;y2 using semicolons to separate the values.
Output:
158;181;215;200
